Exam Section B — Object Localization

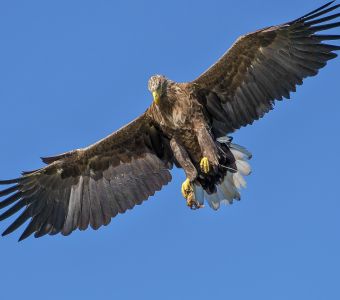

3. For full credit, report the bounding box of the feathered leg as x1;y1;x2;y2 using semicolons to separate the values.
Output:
195;125;219;174
169;137;202;209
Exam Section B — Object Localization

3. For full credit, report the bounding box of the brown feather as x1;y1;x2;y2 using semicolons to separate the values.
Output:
192;3;340;136
0;114;173;240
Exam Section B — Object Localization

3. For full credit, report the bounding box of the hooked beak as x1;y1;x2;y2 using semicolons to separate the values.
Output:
152;91;160;105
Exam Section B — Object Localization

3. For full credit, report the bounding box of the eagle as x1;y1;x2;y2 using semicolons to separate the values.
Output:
1;2;339;241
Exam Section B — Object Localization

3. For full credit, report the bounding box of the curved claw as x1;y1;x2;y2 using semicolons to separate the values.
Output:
181;178;204;210
181;178;193;199
200;157;210;173
186;198;204;210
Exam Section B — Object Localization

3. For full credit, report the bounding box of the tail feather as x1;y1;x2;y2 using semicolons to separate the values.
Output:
193;140;252;210
235;160;251;176
204;192;221;210
218;179;235;203
229;143;252;159
232;172;247;189
192;184;204;206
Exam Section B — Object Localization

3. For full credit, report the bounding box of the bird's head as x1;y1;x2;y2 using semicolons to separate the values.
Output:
148;75;168;105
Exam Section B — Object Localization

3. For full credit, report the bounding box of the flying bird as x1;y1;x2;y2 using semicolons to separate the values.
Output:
1;2;339;241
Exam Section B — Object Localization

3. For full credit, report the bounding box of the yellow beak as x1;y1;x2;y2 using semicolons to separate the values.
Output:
152;91;160;105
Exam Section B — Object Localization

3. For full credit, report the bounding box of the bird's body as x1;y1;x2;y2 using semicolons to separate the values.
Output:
1;1;339;240
149;82;198;136
148;81;209;165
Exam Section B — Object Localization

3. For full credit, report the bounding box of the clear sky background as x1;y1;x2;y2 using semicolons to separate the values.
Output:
0;1;339;299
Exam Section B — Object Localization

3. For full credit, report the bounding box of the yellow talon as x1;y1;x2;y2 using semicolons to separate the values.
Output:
200;157;210;173
181;178;202;210
181;178;193;199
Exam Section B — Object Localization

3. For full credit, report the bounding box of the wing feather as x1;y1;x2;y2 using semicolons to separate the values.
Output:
193;2;340;136
0;114;173;240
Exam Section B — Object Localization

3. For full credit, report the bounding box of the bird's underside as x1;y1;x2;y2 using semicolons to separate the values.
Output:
0;2;339;241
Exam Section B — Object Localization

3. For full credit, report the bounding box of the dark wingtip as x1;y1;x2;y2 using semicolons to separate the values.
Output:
18;232;30;242
311;21;340;32
0;192;22;209
0;184;19;197
41;156;54;164
315;34;340;41
292;1;340;24
2;229;11;237
41;150;77;165
0;178;21;185
2;210;31;238
305;11;340;27
300;1;335;18
18;232;36;242
19;231;37;242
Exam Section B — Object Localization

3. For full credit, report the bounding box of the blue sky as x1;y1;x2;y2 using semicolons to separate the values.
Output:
0;1;339;299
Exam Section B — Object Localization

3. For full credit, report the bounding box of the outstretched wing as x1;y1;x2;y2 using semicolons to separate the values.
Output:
193;1;340;137
0;113;173;241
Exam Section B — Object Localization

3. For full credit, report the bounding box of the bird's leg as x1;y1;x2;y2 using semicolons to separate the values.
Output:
195;125;219;174
181;178;195;208
170;138;202;209
200;157;210;173
181;178;201;210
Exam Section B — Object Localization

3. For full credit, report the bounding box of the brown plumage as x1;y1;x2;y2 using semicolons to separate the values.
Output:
1;2;339;240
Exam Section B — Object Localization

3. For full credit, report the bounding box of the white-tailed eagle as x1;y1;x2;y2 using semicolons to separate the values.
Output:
1;2;339;240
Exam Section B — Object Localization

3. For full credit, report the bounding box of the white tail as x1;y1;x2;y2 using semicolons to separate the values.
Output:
193;142;252;210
